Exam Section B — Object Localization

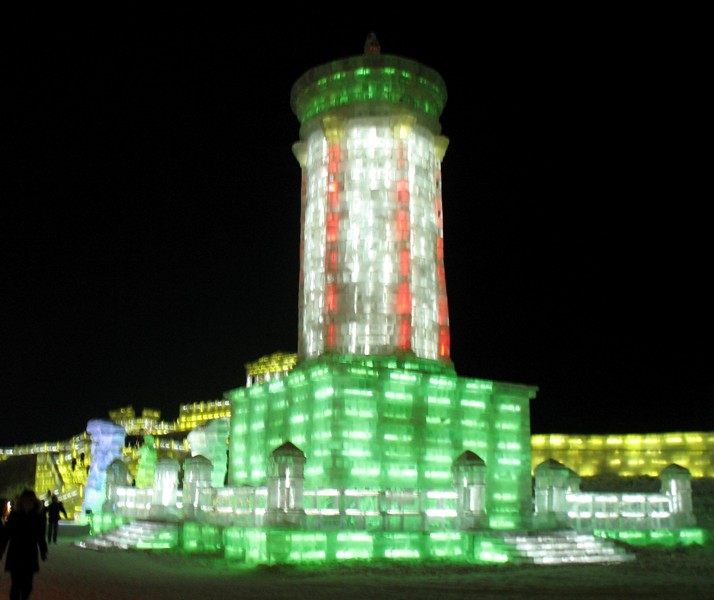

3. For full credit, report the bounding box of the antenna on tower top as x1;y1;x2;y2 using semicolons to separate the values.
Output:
364;31;381;55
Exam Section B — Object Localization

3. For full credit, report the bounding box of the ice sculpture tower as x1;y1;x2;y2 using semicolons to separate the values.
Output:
227;36;537;531
291;34;450;362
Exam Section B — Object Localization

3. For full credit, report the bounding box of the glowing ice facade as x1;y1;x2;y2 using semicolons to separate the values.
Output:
227;354;536;529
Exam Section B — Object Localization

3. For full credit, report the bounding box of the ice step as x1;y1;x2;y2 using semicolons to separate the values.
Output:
75;521;179;551
486;530;635;564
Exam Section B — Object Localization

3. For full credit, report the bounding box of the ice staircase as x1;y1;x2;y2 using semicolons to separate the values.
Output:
75;523;634;564
75;520;179;551
482;530;635;564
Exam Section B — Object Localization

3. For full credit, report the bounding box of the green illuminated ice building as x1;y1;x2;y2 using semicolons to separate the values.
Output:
226;34;538;536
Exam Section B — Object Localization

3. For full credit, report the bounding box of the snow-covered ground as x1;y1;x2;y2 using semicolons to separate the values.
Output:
2;534;711;600
3;478;711;599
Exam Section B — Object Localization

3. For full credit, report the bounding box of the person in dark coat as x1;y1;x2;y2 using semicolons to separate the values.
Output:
44;495;67;544
0;489;48;600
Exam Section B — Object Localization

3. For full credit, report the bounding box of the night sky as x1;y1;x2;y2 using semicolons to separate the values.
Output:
3;11;710;446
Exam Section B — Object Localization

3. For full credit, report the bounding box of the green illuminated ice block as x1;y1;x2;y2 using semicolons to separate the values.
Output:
227;354;537;529
290;48;447;138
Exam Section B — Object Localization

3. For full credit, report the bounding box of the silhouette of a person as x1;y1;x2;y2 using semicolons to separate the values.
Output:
0;489;48;599
44;495;68;544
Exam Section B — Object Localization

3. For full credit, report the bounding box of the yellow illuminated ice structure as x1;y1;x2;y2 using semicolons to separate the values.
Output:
531;432;714;478
175;399;231;432
109;406;167;435
245;352;299;386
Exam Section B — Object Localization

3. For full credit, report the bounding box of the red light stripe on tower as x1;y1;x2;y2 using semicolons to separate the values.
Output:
399;319;411;350
326;213;339;242
397;179;409;203
399;248;410;277
439;327;450;358
324;142;342;352
326;282;337;312
434;164;450;360
396;209;409;241
396;160;412;351
397;282;411;315
436;236;444;261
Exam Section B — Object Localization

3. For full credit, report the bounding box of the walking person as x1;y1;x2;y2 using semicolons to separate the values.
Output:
0;489;48;600
44;495;67;544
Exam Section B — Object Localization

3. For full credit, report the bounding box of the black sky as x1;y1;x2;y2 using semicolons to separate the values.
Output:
2;10;710;446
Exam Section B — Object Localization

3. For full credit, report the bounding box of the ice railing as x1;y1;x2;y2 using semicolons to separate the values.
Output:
108;459;696;533
108;445;486;530
564;491;679;530
533;459;696;531
111;485;466;531
110;482;694;532
190;487;462;531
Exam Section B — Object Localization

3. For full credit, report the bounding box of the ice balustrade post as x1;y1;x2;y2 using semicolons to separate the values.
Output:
451;451;487;529
102;458;130;514
149;457;180;520
182;455;213;520
533;459;578;528
265;442;306;527
379;490;388;530
660;463;696;527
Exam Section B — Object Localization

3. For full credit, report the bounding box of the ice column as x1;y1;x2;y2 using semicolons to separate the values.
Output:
533;458;579;528
265;441;306;527
103;458;130;514
150;457;180;520
660;463;695;527
182;455;213;519
452;451;487;529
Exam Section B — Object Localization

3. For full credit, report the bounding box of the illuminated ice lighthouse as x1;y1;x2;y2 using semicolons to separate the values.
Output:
291;33;450;363
227;35;537;533
81;37;698;565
